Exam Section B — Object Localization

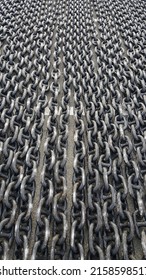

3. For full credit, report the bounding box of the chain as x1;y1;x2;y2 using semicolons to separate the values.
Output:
0;0;146;260
69;0;86;260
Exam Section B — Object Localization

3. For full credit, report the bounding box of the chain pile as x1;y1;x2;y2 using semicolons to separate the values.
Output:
0;0;146;260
